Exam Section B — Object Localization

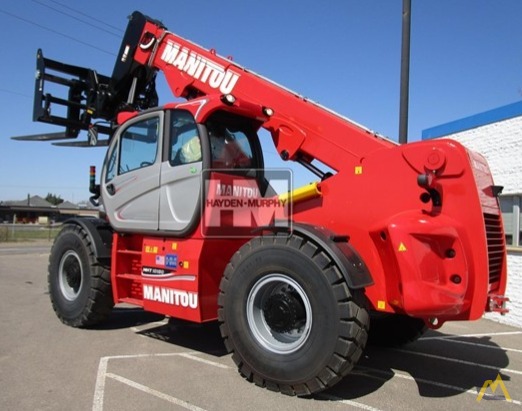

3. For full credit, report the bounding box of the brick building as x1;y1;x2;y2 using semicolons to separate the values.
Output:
423;101;522;327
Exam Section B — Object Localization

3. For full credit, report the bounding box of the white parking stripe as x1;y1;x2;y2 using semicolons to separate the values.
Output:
392;348;522;375
356;366;521;405
418;337;522;354
92;357;108;411
106;372;208;411
92;352;200;411
178;352;230;369
317;393;384;411
421;331;522;340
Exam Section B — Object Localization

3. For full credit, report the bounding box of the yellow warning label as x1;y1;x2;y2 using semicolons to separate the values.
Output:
398;242;407;252
377;300;386;310
144;245;158;254
182;261;189;269
355;166;363;175
171;242;178;250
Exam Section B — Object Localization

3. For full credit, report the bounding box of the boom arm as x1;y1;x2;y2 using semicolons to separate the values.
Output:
129;12;397;172
27;11;396;170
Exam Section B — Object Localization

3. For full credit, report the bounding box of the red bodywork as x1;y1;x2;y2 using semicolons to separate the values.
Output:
109;16;508;327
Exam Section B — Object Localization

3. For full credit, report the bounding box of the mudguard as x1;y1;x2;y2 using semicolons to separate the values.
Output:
61;217;113;266
261;223;374;289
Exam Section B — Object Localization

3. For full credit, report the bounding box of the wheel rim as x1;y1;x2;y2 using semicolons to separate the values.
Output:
58;250;83;301
247;273;312;354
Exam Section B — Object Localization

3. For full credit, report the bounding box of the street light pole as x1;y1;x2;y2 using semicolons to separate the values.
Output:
399;0;411;144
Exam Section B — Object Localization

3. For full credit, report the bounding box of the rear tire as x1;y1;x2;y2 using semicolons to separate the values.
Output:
218;234;369;396
368;313;427;346
48;224;113;327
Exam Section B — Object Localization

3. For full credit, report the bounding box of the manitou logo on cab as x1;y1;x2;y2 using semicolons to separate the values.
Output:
160;40;240;94
143;285;198;309
215;183;260;198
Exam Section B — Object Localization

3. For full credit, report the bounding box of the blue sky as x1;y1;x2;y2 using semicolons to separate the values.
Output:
1;0;521;202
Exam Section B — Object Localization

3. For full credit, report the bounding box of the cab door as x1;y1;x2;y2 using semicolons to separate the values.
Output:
158;110;204;233
101;112;163;232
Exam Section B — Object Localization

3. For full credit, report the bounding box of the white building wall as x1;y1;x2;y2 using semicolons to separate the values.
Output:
445;116;522;194
439;115;522;328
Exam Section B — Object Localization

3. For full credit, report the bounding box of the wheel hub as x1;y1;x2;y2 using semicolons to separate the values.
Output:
64;259;81;290
246;273;312;354
263;292;305;333
58;250;83;301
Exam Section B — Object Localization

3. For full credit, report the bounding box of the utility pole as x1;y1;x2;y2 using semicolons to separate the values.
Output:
399;0;411;144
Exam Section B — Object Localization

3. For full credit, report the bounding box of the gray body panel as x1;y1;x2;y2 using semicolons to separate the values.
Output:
159;161;201;232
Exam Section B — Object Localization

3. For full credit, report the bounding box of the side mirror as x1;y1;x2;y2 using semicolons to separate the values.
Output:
88;125;98;146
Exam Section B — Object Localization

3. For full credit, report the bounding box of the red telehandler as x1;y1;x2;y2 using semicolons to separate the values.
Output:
14;11;508;396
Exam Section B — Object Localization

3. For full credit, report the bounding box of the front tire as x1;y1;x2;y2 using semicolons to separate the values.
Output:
48;224;113;327
218;234;369;396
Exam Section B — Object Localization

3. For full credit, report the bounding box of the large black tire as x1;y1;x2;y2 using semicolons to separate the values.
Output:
368;313;427;346
48;224;114;327
218;234;369;396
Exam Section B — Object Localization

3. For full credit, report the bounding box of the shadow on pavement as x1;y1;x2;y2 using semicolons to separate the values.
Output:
317;329;511;401
94;306;228;356
94;306;166;330
137;318;228;357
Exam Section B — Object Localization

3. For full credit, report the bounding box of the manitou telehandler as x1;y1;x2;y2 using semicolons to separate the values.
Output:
14;11;508;396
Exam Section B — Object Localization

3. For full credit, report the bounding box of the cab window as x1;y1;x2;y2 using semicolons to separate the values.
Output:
208;122;254;169
170;111;201;166
119;117;159;174
105;139;118;182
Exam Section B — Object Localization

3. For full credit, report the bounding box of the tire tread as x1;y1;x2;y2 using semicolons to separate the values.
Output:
48;224;113;328
218;233;369;396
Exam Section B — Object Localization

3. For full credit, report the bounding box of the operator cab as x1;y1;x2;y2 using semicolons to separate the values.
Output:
100;108;265;234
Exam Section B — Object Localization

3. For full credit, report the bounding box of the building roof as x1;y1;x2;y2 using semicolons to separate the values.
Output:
422;100;522;140
5;195;54;208
58;201;79;209
1;196;97;210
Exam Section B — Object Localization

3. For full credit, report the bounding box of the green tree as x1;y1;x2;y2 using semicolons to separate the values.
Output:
45;193;64;206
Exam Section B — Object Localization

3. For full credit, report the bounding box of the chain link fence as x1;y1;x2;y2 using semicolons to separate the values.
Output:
0;224;62;242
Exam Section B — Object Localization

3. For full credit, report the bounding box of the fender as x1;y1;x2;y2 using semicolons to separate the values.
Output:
260;223;373;289
62;217;113;266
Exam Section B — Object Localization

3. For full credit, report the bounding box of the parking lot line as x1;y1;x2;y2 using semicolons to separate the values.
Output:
420;331;522;340
317;393;384;411
93;351;199;411
93;357;109;411
392;348;522;375
91;326;522;411
418;335;522;354
93;351;387;411
178;352;231;369
356;366;522;406
106;372;207;411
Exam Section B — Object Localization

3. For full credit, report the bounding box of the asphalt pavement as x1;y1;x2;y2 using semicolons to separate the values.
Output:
0;241;520;410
